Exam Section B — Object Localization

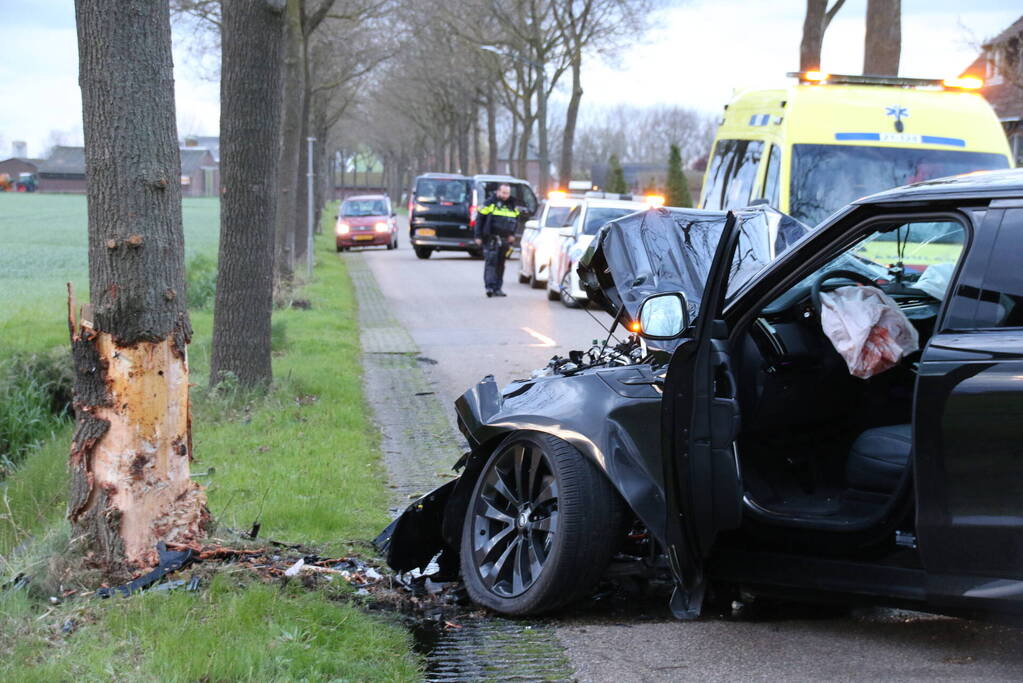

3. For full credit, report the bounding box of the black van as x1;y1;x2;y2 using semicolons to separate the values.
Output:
408;173;538;259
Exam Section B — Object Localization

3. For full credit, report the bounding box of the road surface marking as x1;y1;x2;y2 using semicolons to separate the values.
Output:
522;327;557;347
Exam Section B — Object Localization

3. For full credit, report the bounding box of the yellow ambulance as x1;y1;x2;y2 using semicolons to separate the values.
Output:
700;72;1014;227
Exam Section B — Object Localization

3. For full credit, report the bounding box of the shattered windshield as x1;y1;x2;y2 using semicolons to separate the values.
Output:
789;145;1009;226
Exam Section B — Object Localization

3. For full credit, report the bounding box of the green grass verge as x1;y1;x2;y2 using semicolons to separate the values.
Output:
0;194;220;359
0;201;420;681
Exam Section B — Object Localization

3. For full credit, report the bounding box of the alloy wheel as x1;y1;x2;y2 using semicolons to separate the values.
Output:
470;442;559;597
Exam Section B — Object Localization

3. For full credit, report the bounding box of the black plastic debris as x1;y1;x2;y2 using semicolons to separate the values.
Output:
97;542;195;598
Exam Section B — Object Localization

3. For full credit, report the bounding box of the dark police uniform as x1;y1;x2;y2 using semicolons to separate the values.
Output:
475;193;520;295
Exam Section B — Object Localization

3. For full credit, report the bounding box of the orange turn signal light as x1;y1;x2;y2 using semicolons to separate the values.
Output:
628;321;642;333
804;70;829;83
645;194;665;207
943;76;983;90
548;189;567;199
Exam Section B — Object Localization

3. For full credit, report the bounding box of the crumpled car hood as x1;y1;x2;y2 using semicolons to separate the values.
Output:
578;206;810;350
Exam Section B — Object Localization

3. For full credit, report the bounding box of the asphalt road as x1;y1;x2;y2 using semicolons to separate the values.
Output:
357;234;1023;682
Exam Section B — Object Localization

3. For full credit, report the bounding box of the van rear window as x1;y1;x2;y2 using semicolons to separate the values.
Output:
416;179;467;203
789;145;1010;226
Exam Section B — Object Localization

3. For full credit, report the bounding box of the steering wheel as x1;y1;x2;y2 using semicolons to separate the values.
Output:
810;269;879;317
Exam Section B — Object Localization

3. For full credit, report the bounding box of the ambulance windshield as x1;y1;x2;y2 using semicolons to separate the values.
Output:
789;145;1009;226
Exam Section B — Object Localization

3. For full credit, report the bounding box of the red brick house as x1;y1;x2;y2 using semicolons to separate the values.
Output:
963;15;1023;165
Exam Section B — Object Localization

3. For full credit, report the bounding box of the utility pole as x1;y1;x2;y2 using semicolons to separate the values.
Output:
306;136;315;278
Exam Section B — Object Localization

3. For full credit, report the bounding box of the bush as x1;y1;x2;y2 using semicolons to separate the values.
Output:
607;154;627;194
0;349;72;476
666;144;693;208
185;253;218;310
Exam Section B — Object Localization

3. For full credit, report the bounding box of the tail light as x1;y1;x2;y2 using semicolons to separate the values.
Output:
469;203;477;228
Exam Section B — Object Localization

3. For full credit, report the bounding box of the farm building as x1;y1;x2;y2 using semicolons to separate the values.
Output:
180;147;219;197
37;145;219;196
37;146;87;193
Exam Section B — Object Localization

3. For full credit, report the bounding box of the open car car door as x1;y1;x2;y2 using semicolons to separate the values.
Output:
661;211;744;619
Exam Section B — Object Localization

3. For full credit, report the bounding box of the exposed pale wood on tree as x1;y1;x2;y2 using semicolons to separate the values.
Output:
71;0;207;574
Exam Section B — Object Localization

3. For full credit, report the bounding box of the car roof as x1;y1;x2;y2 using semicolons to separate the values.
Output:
855;168;1023;205
579;197;650;209
416;172;468;180
472;174;531;185
344;194;388;201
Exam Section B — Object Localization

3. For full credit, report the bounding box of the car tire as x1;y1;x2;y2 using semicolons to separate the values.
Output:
468;249;483;259
460;431;625;616
414;246;432;259
530;272;545;290
518;271;530;284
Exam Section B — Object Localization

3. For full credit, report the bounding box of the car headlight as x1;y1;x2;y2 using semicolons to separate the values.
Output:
374;222;389;233
336;222;350;235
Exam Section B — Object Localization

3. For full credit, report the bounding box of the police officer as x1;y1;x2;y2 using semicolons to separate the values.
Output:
474;183;520;297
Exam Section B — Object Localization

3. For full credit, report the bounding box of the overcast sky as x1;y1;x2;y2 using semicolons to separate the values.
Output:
0;0;1018;158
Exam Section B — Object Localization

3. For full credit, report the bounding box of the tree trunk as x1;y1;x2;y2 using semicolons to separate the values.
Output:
800;0;845;72
800;0;828;72
486;91;498;173
71;0;207;575
559;55;583;187
293;98;310;268
275;0;303;290
517;117;533;180
458;115;470;175
472;104;483;175
863;0;900;76
211;0;283;389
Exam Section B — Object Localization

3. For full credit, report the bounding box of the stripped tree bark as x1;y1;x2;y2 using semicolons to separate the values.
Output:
71;0;207;575
211;0;285;387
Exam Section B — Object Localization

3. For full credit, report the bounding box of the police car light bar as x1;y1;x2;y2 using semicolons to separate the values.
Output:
787;72;983;90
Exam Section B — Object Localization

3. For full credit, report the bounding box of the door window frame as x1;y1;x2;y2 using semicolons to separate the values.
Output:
721;209;974;533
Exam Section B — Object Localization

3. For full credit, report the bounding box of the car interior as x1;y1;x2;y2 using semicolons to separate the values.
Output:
730;218;966;531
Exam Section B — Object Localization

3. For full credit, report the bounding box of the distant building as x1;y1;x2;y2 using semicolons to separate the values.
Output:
38;146;87;193
179;147;219;197
963;15;1023;164
37;145;219;196
0;156;45;181
182;135;220;163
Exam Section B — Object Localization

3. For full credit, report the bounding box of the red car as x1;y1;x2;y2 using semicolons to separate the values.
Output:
335;194;399;251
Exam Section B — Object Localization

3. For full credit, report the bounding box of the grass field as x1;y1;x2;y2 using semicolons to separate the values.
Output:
0;196;420;680
0;193;221;359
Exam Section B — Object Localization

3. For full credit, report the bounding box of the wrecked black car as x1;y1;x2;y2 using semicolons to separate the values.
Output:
378;169;1023;621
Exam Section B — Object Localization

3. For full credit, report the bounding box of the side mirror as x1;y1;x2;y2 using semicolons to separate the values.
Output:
636;292;690;340
558;227;574;238
525;219;539;230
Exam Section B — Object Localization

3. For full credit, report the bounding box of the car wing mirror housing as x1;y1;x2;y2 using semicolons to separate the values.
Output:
635;292;691;339
525;219;539;230
558;227;574;238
